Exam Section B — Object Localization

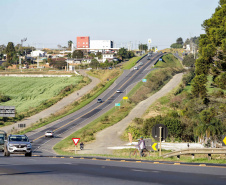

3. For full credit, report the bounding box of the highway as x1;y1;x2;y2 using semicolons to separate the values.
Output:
0;156;226;185
26;53;163;155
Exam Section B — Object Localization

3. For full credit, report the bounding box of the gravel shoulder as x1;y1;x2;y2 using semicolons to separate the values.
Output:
77;73;183;155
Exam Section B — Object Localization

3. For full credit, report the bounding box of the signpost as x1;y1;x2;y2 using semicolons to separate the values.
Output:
72;138;80;154
152;124;168;156
144;139;158;152
0;106;15;117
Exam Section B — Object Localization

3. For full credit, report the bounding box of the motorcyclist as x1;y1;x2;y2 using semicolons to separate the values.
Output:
80;142;84;150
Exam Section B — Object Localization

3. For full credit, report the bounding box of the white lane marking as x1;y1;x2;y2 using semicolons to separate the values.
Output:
131;169;149;173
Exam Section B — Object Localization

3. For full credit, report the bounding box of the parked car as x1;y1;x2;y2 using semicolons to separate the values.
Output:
4;134;32;157
45;131;54;137
97;98;103;103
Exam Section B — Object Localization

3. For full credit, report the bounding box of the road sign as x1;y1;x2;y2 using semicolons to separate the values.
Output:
0;106;15;117
123;97;128;100
144;139;158;152
148;39;152;43
159;58;162;61
152;124;168;141
142;79;147;82
222;135;226;146
72;138;80;145
115;103;120;106
152;143;158;151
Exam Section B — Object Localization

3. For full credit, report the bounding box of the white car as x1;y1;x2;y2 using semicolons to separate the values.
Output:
45;131;54;137
116;90;122;93
134;66;138;70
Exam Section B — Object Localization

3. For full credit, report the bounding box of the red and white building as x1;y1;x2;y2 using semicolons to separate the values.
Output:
77;36;90;49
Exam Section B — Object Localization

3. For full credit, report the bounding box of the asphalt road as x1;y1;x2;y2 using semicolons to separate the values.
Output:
27;53;163;155
0;156;225;185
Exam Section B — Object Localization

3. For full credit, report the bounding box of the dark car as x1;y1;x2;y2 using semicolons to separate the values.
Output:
97;98;103;103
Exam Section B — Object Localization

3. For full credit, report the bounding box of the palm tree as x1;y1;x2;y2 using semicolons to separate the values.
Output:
68;40;73;49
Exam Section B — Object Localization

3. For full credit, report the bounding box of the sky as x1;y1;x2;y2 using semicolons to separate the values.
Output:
0;0;219;50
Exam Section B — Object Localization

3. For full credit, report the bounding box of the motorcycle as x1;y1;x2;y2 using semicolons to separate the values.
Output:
80;142;84;150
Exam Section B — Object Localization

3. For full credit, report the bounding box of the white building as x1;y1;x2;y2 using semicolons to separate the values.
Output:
31;50;46;57
90;40;113;51
102;53;115;63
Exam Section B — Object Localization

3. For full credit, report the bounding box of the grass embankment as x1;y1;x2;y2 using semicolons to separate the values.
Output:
17;69;122;135
54;54;184;155
155;53;183;68
122;56;143;70
0;76;89;127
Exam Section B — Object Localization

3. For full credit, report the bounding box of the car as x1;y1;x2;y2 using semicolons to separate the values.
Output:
0;130;7;152
4;134;32;157
108;67;112;70
134;66;138;70
45;131;54;137
97;98;103;103
139;62;143;66
116;90;122;93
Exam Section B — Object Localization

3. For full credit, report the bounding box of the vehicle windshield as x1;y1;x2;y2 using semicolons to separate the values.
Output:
9;136;29;142
0;136;4;144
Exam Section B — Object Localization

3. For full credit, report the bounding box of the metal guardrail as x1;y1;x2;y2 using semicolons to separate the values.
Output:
162;148;226;160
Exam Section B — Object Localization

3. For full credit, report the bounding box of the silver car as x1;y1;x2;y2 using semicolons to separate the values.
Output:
4;134;32;157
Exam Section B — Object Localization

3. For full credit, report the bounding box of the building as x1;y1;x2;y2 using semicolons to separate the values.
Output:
77;36;90;49
90;40;113;51
102;53;115;63
30;50;46;57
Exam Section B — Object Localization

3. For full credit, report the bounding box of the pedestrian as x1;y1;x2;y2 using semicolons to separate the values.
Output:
77;92;79;96
138;136;146;157
187;143;190;148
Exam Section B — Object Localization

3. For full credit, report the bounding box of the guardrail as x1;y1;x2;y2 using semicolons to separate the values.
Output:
162;148;226;160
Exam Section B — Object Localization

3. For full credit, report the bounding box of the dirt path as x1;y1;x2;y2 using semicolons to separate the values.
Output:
78;73;183;155
1;70;100;133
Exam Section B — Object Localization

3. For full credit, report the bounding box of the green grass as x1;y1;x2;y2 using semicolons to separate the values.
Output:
18;74;120;135
122;56;143;70
183;75;226;94
155;53;183;69
0;76;83;113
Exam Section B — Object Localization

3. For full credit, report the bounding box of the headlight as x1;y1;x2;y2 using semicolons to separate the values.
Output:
27;144;31;148
9;144;14;147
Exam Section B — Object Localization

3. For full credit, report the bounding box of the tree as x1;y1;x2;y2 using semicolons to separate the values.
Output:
195;108;223;144
191;74;208;98
176;37;183;45
182;54;195;67
49;58;67;69
72;50;84;59
138;44;148;51
6;42;15;54
170;43;183;49
68;40;73;49
117;48;127;60
2;62;10;68
89;59;99;69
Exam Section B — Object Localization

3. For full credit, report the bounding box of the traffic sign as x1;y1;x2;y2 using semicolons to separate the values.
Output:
115;103;120;106
144;139;158;152
152;143;158;151
222;135;226;146
152;124;168;141
142;79;147;82
72;138;80;145
123;97;128;100
159;58;162;61
148;39;152;43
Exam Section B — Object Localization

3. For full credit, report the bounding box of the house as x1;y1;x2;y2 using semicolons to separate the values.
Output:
31;50;46;57
102;53;115;63
66;58;83;71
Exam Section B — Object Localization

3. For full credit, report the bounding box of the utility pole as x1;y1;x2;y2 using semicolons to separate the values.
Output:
159;127;162;157
20;38;27;69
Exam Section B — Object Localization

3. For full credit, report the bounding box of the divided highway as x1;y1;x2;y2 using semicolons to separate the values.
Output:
28;53;164;154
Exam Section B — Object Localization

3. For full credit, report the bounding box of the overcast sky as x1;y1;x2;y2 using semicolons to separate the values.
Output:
0;0;219;49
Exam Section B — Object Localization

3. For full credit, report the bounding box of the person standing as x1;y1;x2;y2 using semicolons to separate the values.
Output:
138;136;146;157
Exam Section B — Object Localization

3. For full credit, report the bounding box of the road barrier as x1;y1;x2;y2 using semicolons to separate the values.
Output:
162;148;226;160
